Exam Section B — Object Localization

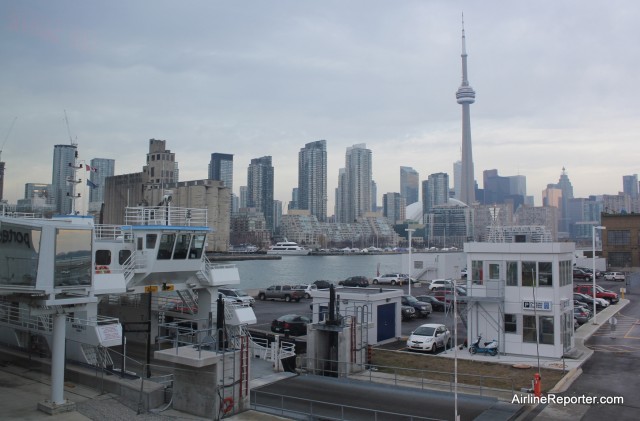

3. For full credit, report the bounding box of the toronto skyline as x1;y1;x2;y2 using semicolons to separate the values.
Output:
1;1;639;213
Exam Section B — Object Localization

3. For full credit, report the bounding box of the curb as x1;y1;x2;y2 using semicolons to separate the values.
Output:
548;367;582;393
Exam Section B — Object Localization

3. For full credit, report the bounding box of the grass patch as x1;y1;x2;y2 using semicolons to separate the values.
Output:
371;347;566;393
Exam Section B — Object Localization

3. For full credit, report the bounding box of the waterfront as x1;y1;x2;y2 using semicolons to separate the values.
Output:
235;254;406;290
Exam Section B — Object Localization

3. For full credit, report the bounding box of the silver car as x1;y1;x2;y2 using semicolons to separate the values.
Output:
407;323;452;353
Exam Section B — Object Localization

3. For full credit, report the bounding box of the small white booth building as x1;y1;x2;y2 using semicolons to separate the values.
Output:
464;242;575;358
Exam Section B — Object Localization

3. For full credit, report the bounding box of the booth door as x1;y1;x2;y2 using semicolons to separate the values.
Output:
377;303;396;342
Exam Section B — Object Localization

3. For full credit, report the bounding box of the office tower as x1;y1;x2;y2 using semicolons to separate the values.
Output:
209;153;233;190
88;158;115;204
423;172;450;213
383;192;406;224
144;139;176;186
400;166;419;205
623;174;639;199
51;144;78;215
456;20;476;205
371;180;377;212
289;187;299;211
542;185;562;208
273;200;282;234
298;140;327;221
344;144;372;222
453;161;461;200
335;168;348;222
555;168;574;233
239;186;247;209
247;156;274;232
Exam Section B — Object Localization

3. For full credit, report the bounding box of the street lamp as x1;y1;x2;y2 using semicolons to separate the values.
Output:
592;225;605;325
406;228;415;296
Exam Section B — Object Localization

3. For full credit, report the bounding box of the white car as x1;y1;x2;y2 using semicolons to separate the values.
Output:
372;273;408;286
406;323;452;353
292;284;318;299
604;272;626;282
428;279;454;291
218;288;255;306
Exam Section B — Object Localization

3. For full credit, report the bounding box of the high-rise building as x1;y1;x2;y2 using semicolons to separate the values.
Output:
88;158;115;204
371;180;377;212
239;186;247;209
400;166;419;206
456;20;476;206
297;140;327;221
343;144;372;222
423;173;450;214
247;156;274;232
555;168;574;234
453;160;462;200
51;144;79;215
143;139;176;187
335;168;348;223
288;187;299;211
383;192;406;224
208;153;233;191
623;174;639;199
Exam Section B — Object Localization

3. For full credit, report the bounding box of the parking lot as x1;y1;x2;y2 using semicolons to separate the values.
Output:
248;282;467;345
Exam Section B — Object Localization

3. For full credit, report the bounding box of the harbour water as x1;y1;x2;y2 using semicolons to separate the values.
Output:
235;254;406;290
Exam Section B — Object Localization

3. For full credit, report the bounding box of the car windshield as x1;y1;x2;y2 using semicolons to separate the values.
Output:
236;290;249;297
404;296;419;304
413;326;436;336
595;286;607;292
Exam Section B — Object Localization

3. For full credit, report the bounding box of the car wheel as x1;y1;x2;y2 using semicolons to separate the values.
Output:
372;279;378;285
490;349;497;356
259;293;266;301
431;344;438;354
296;298;301;302
305;293;311;299
284;295;291;302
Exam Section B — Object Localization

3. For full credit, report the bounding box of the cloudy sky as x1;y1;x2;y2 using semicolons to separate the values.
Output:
1;1;639;214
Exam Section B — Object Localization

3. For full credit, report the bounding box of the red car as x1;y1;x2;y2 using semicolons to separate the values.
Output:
573;284;619;304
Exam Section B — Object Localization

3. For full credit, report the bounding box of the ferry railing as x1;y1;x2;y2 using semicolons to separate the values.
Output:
124;206;208;227
250;389;446;421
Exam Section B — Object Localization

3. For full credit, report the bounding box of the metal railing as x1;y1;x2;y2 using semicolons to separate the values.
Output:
251;389;446;421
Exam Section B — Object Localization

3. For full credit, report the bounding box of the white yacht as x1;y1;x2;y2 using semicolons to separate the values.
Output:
267;241;311;255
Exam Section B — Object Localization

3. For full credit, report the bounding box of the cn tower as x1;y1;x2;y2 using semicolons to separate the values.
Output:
456;16;476;205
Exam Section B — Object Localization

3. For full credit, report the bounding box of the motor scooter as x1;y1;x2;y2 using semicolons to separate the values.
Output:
469;335;498;356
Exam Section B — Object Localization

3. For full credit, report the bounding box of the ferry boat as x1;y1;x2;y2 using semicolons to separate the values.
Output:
266;240;311;255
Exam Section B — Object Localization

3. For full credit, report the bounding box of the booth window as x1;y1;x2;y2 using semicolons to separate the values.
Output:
538;262;553;287
471;260;483;284
539;316;554;345
505;314;517;333
521;261;536;287
523;315;537;343
119;249;132;265
189;234;206;259
506;261;518;286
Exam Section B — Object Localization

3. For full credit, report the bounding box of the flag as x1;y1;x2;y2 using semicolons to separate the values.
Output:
86;179;98;189
85;164;98;172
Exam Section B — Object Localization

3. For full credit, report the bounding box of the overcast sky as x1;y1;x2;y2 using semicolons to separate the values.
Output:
1;1;639;214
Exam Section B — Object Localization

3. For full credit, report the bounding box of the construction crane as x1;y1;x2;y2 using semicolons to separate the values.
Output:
1;116;17;162
64;110;77;146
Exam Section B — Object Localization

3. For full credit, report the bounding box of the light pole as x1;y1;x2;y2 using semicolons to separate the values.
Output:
592;225;605;325
406;228;415;296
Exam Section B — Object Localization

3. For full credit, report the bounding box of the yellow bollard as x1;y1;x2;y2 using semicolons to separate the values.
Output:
620;287;626;299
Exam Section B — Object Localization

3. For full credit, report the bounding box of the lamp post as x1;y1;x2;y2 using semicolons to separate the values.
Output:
406;228;415;296
592;225;605;325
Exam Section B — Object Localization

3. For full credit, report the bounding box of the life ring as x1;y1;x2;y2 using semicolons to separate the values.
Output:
222;396;234;414
95;265;111;274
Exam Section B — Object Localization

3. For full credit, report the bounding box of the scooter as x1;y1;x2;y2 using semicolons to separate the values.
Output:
469;335;498;356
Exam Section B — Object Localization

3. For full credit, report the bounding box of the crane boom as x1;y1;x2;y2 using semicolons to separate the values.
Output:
1;116;17;162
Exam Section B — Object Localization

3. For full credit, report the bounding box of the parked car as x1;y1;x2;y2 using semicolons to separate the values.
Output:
604;271;626;282
270;314;311;336
292;284;318;299
258;285;303;302
406;323;452;353
573;292;609;309
401;295;432;318
574;284;619;304
460;268;467;279
574;307;591;325
428;279;454;291
313;280;334;290
415;295;447;312
401;305;417;321
372;273;408;286
572;268;592;281
338;276;369;287
218;288;255;306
